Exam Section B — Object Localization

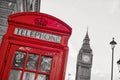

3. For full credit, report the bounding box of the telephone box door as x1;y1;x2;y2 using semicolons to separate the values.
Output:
2;44;60;80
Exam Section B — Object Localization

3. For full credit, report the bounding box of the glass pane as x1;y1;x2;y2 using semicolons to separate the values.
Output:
23;72;35;80
8;69;22;80
12;51;26;68
26;54;39;70
36;74;48;80
39;56;52;73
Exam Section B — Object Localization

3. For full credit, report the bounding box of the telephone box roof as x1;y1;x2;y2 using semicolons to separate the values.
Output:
8;12;72;34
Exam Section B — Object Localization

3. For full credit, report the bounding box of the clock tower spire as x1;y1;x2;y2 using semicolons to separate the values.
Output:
75;30;93;80
82;30;91;50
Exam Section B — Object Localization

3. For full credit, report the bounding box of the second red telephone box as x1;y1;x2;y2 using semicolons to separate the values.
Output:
0;12;72;80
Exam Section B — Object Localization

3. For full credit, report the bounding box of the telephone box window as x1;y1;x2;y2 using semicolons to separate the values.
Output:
26;54;39;70
8;50;54;80
8;69;22;80
12;51;26;68
23;72;35;80
40;56;52;73
36;74;48;80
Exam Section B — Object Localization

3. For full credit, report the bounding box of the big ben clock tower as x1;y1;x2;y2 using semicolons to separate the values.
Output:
75;31;93;80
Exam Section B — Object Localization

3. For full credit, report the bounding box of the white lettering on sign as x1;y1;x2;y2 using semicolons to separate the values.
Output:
14;28;61;43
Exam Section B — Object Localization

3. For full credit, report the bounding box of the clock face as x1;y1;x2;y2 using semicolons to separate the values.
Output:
82;55;90;63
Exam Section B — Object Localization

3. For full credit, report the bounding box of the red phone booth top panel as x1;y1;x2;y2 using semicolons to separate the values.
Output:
8;12;72;34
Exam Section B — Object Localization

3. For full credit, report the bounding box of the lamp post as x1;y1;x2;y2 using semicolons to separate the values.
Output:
117;59;120;72
117;59;120;79
110;37;117;80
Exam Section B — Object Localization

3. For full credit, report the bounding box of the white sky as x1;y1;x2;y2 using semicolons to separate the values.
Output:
41;0;120;80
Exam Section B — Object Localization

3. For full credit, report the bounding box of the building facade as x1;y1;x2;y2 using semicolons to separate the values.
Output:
75;31;93;80
0;0;17;42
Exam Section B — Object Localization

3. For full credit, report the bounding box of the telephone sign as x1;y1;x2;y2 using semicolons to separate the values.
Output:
0;12;72;80
14;27;62;43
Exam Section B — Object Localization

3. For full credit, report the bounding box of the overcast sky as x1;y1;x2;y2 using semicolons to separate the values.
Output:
41;0;120;80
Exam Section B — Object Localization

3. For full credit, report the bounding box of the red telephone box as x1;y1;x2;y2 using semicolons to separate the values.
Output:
0;12;72;80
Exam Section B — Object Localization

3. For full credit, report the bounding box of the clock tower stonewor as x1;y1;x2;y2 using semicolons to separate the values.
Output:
75;31;93;80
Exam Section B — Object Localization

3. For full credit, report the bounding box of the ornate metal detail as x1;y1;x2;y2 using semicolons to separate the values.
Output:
34;17;48;27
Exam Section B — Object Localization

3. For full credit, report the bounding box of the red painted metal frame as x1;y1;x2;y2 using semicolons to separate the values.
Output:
2;45;62;80
0;12;72;80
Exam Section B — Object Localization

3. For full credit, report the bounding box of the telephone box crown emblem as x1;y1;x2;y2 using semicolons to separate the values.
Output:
34;17;48;27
